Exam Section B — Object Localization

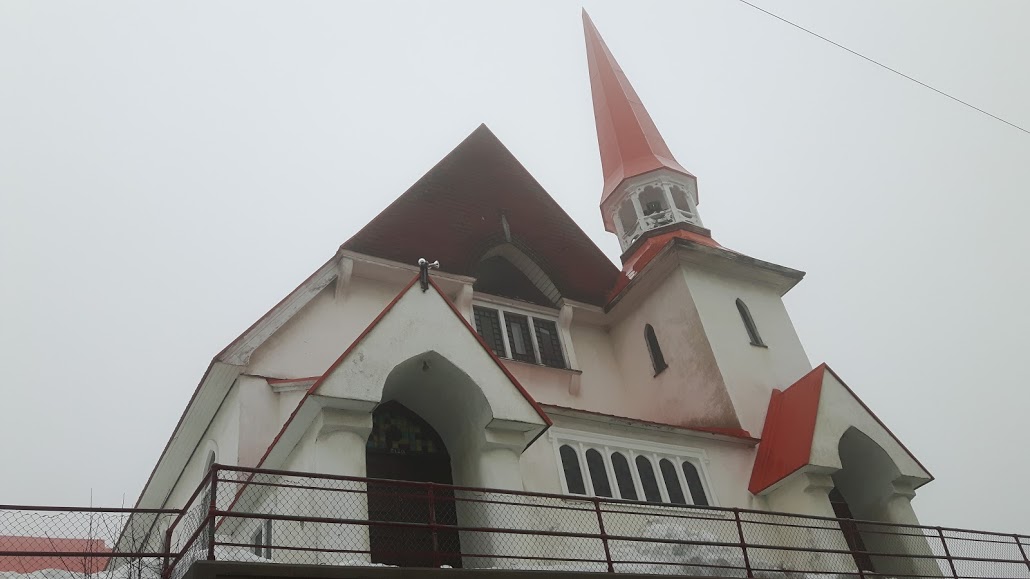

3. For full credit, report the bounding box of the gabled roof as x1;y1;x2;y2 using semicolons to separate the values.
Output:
253;273;552;471
341;124;620;307
749;363;933;495
583;10;694;221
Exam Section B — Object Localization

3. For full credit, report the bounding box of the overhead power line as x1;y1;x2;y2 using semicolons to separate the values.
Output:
736;0;1030;136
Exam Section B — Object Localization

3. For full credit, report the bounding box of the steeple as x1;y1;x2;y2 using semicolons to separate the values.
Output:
583;10;705;252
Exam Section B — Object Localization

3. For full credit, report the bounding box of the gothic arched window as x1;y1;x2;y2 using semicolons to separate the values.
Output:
644;324;667;375
559;445;586;495
735;298;765;347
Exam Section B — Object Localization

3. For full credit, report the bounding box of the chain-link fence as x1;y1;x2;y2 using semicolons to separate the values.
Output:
0;506;178;579
4;465;1029;579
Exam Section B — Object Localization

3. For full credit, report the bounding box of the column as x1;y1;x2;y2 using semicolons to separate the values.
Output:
313;408;374;565
457;426;530;569
761;470;858;575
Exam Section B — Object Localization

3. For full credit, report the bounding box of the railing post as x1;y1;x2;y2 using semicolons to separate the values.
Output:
207;464;219;561
427;483;441;569
1015;534;1030;575
592;498;614;573
937;527;958;579
162;524;172;579
733;508;754;578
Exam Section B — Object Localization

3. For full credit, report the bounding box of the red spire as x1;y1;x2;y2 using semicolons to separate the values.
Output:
583;10;694;230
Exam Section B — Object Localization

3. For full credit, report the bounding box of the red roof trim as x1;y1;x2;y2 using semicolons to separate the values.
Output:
253;273;551;472
748;365;824;495
542;403;757;443
748;363;934;495
822;364;935;482
251;275;421;470
427;276;552;430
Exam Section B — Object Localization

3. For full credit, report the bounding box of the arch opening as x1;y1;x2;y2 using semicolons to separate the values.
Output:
366;401;461;567
830;428;937;577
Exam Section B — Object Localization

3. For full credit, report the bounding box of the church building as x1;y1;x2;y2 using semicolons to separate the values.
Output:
133;11;940;577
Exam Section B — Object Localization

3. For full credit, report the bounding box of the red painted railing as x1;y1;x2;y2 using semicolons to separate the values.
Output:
3;464;1029;579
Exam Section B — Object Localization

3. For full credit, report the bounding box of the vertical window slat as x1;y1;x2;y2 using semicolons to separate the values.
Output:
635;455;662;503
473;306;506;357
682;461;710;506
504;312;536;363
533;318;567;369
559;444;586;495
659;459;687;505
611;452;638;500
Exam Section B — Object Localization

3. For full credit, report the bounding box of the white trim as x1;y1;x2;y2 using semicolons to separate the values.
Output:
548;428;717;507
472;300;570;370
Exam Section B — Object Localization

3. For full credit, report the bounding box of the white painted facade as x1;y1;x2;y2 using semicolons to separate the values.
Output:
125;16;942;574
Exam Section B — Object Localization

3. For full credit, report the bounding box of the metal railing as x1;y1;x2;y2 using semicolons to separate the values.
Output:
3;465;1029;579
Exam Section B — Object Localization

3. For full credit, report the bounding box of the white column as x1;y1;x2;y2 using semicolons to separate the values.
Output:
761;470;857;575
457;426;529;569
312;408;374;565
875;478;944;578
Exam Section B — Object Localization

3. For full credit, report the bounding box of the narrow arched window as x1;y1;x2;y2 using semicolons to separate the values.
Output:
635;455;662;503
735;298;765;347
559;445;586;495
681;461;709;506
659;459;687;505
585;449;612;498
610;452;637;500
644;324;668;375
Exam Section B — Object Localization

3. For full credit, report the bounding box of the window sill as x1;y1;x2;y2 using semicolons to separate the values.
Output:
500;357;582;375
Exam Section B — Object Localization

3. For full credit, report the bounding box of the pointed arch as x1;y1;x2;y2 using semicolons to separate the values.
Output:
735;298;765;347
644;324;667;375
477;244;561;306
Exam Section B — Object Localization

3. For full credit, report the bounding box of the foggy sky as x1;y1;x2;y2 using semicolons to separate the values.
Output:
1;1;1028;534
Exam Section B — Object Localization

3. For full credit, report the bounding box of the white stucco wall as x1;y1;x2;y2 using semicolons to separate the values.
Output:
682;263;812;436
246;276;400;379
607;265;742;431
164;382;242;510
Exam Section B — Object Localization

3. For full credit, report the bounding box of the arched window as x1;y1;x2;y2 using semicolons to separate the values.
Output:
585;449;612;498
659;459;687;505
635;455;662;503
610;452;637;500
644;324;668;375
559;445;586;495
735;298;765;347
681;461;709;506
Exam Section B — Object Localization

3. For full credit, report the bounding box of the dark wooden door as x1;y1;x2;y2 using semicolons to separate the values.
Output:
829;487;875;572
366;402;461;568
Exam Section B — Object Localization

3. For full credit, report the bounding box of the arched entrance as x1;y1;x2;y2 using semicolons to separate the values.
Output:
366;401;461;567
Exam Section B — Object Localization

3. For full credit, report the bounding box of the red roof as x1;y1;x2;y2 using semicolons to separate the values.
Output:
341;125;620;307
583;10;694;231
748;365;824;495
748;364;933;495
0;536;111;573
608;225;726;302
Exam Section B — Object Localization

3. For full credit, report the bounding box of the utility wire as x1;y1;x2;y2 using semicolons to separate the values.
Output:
736;0;1030;136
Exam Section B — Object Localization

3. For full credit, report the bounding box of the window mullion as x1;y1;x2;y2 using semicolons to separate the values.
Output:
653;453;670;503
498;310;512;358
675;458;694;505
527;316;542;364
601;446;618;499
578;442;595;496
627;450;645;502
